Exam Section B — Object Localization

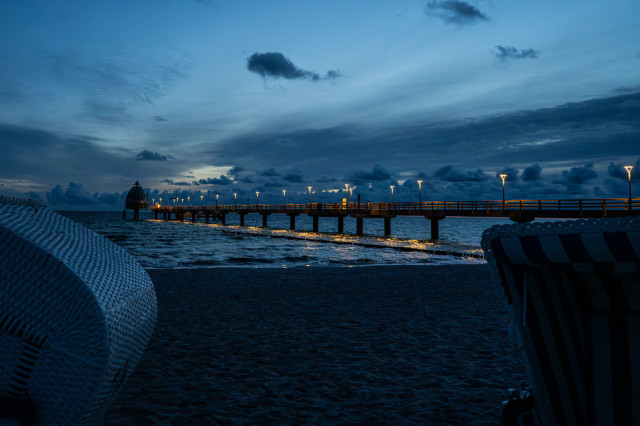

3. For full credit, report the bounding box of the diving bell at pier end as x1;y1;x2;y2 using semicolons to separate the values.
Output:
124;180;149;220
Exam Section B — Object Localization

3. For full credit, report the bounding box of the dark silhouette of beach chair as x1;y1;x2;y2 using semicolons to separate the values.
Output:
482;217;640;426
0;197;157;425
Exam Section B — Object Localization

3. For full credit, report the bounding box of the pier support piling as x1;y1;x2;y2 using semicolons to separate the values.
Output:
338;216;344;234
289;215;296;230
356;217;364;236
428;216;445;240
262;214;269;228
239;213;245;226
384;217;391;236
312;216;319;233
191;213;196;223
220;214;226;225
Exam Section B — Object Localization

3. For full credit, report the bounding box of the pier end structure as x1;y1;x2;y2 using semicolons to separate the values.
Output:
124;180;149;220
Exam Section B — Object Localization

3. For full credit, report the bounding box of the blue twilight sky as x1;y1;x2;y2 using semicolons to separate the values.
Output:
1;0;639;209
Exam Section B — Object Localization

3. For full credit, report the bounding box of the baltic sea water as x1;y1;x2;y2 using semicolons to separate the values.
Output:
60;211;524;268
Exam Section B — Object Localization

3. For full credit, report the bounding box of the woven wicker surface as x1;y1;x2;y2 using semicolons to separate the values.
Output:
481;217;640;425
0;198;157;425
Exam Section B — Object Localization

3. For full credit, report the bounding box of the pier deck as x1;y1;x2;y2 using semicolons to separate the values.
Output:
151;198;638;239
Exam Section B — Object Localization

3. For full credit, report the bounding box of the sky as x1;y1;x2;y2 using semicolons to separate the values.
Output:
1;0;639;209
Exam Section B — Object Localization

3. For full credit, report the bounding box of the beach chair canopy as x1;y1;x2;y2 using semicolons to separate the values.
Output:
0;196;157;425
482;217;640;426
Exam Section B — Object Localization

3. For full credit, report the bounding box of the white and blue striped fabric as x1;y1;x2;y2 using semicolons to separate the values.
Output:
0;197;157;425
482;217;640;426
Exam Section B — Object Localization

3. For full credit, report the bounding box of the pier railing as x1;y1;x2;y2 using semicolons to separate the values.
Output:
150;197;637;239
156;198;638;216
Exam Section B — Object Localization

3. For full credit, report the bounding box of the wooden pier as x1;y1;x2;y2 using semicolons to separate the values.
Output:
151;198;638;240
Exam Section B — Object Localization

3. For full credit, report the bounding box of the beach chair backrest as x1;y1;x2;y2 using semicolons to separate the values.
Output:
0;197;157;425
482;217;640;426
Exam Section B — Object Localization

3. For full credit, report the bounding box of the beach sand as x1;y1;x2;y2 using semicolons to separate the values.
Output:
107;265;527;425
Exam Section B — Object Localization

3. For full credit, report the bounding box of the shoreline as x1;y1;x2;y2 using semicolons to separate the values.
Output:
108;265;527;425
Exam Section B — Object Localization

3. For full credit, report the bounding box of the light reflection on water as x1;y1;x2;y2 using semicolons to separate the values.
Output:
59;211;523;268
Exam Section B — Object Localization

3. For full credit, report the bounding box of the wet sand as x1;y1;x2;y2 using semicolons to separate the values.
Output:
107;265;527;425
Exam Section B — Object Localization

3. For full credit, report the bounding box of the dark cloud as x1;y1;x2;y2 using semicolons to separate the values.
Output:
259;168;280;177
46;182;124;207
425;0;488;25
228;166;245;177
435;165;490;182
246;52;341;81
283;173;304;183
554;163;598;185
349;165;392;185
494;46;539;61
522;164;542;181
198;175;234;185
136;150;169;161
154;116;168;122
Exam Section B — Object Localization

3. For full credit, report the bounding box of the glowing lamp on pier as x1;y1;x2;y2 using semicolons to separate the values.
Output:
499;174;508;209
625;165;633;210
390;185;395;204
200;195;203;207
417;180;423;204
256;191;259;206
282;189;286;206
187;196;190;206
216;194;219;207
308;186;312;204
233;193;237;208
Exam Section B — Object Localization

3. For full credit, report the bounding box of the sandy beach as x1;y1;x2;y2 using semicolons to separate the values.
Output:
107;265;527;425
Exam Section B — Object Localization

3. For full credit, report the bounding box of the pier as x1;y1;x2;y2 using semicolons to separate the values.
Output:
151;198;638;240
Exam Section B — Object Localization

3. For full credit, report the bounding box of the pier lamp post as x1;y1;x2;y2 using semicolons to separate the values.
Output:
256;191;259;207
625;165;633;210
500;174;507;210
234;193;237;208
390;185;395;204
187;196;190;207
181;198;184;206
417;180;423;204
152;198;155;206
308;186;312;204
216;194;219;207
159;198;162;206
349;188;353;202
345;184;349;203
282;189;286;207
200;195;203;207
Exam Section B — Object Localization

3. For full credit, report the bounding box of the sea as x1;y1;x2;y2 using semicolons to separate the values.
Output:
59;211;520;268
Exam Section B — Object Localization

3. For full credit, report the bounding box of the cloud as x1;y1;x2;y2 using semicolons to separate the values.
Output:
522;164;542;181
425;0;488;25
435;165;490;182
228;165;245;177
283;173;304;183
349;165;392;185
46;182;124;207
246;52;341;81
494;46;539;61
162;179;192;186
554;163;598;185
154;115;168;122
259;168;280;177
136;150;169;161
198;175;234;185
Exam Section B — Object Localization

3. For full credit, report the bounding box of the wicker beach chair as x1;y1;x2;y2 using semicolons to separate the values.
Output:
482;217;640;426
0;197;157;425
